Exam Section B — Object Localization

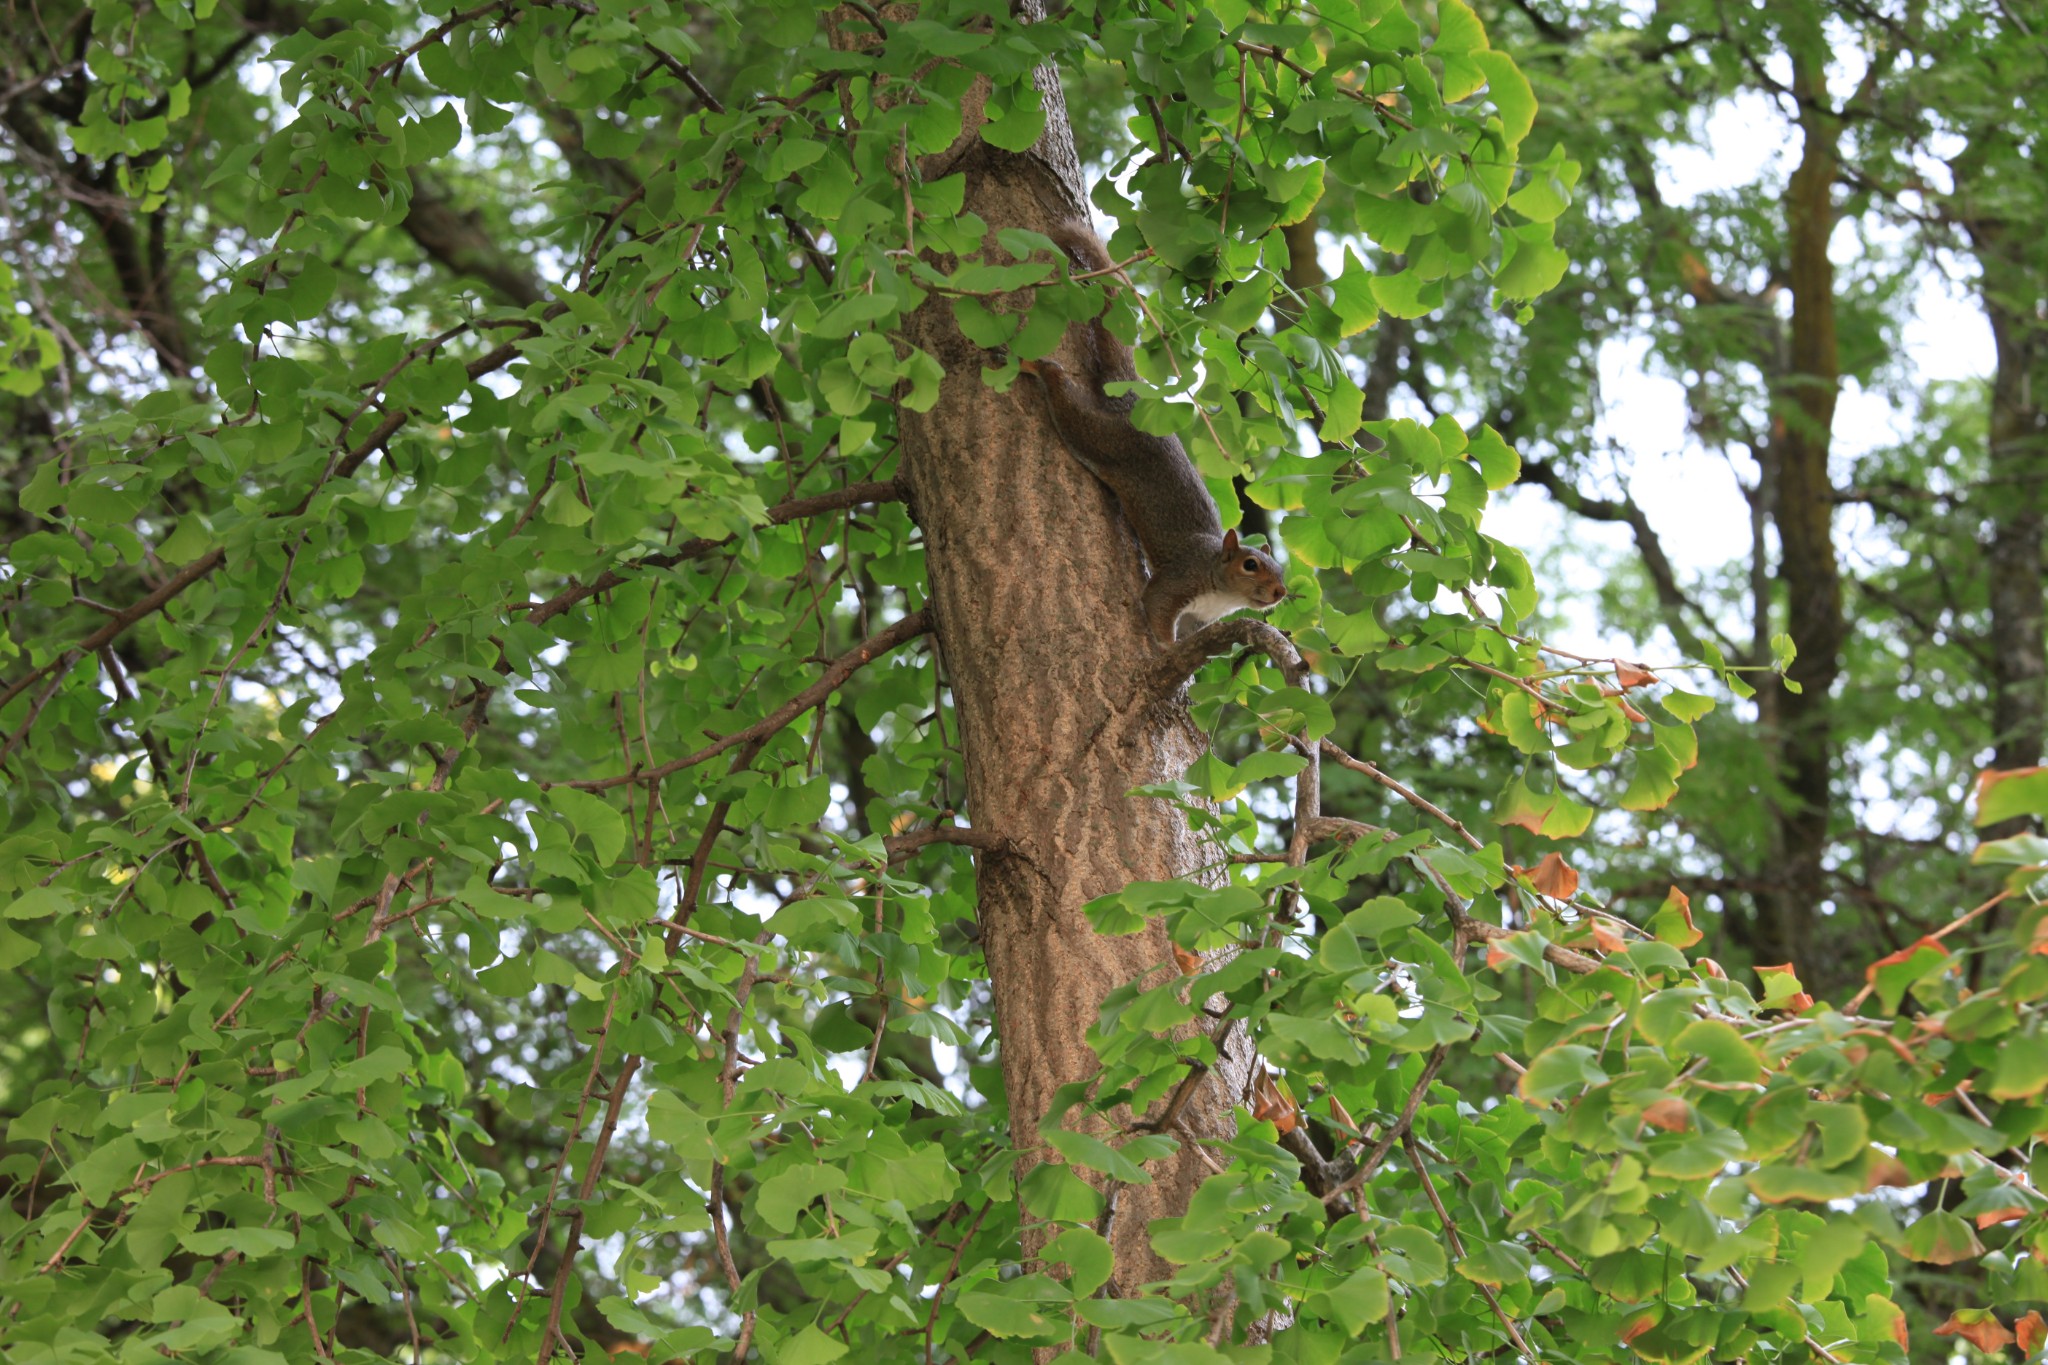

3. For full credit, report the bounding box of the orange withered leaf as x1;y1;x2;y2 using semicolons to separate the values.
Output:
1976;1207;2028;1229
1172;944;1203;975
1933;1309;2014;1354
1864;1154;1915;1189
1591;921;1627;955
1528;851;1579;900
1615;662;1658;690
2017;1311;2046;1354
1251;1065;1298;1134
1697;957;1727;980
1641;1098;1691;1133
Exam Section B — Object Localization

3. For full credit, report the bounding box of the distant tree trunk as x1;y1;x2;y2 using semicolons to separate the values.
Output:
832;5;1256;1295
1753;54;1844;986
1978;248;2047;807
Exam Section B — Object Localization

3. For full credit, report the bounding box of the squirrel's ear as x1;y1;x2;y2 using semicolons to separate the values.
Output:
1222;527;1241;552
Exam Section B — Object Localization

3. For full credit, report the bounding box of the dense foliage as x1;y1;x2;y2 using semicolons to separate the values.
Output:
1;2;2043;1364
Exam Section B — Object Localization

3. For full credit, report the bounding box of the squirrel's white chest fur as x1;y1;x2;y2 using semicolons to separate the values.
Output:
1174;589;1260;637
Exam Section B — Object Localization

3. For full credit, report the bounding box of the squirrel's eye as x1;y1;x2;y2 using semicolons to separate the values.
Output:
1242;557;1259;573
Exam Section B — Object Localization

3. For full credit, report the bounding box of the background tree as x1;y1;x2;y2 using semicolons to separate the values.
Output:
2;3;2044;1364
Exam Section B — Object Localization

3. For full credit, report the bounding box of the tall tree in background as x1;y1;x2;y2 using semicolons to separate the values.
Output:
1434;0;2048;997
3;3;2047;1364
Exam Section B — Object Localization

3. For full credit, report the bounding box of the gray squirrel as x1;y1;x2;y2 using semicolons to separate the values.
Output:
1019;221;1287;649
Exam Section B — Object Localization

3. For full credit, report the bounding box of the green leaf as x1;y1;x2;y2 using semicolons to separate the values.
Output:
1466;424;1520;490
1670;1020;1760;1084
1456;1239;1533;1287
957;1285;1067;1339
4;887;71;920
1042;1128;1153;1184
755;1165;846;1234
1987;1030;2048;1100
1378;1224;1449;1284
1902;1210;1985;1265
549;788;627;865
1867;936;1951;1014
1977;766;2048;826
1310;1265;1389;1333
1519;1044;1605;1101
1043;1227;1113;1296
981;87;1046;152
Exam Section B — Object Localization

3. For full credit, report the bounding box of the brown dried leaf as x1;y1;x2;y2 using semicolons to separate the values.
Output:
1251;1065;1297;1135
1172;944;1203;976
1933;1310;2014;1354
2016;1310;2046;1354
1641;1098;1691;1133
1615;662;1658;690
1528;851;1579;900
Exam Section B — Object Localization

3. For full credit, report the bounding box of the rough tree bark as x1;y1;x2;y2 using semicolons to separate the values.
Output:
830;5;1259;1296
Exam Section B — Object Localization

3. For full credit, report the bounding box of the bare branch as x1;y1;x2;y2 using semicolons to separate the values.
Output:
1319;741;1484;851
883;824;1010;862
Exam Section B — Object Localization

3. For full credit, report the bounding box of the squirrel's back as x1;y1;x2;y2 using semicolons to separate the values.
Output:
1021;220;1287;645
1028;222;1222;563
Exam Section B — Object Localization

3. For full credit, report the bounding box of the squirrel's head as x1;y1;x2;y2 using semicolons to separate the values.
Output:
1216;528;1288;610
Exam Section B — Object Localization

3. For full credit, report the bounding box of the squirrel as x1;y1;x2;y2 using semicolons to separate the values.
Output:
1018;221;1287;649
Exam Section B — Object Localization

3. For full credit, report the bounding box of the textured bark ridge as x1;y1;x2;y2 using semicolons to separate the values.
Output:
832;5;1256;1294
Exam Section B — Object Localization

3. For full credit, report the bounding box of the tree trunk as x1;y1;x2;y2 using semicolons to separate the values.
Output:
1754;54;1843;985
834;6;1256;1295
1980;258;2047;800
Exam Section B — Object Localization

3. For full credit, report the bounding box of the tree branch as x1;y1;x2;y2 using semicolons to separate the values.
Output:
1318;741;1484;851
555;608;934;792
1519;454;1747;664
401;179;547;307
0;327;540;717
1142;617;1304;698
884;824;1010;862
518;479;907;626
